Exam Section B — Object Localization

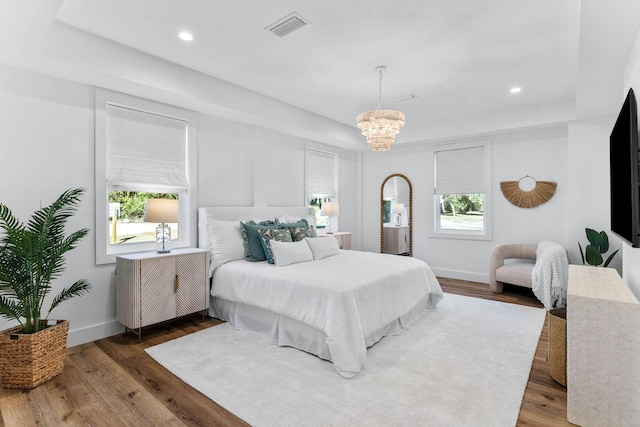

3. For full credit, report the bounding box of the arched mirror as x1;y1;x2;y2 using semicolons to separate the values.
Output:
380;174;412;256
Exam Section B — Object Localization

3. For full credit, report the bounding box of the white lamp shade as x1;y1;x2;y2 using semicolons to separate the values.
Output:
144;198;179;223
320;202;340;217
391;203;405;215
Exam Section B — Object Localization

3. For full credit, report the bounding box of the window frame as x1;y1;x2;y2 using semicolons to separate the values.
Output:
431;140;492;241
95;89;198;264
305;148;339;231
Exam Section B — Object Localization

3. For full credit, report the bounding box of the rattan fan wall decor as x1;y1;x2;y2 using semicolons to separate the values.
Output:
500;175;557;208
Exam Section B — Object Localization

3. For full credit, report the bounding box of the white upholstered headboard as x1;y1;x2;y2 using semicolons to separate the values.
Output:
197;206;315;251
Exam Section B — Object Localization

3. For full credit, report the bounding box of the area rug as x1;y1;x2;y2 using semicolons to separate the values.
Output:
146;293;545;427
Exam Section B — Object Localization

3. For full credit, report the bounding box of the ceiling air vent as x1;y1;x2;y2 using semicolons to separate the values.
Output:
266;12;310;37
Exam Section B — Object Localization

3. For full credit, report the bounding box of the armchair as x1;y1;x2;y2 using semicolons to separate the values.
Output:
489;244;537;293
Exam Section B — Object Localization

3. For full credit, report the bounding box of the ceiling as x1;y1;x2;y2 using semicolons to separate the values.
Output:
2;1;640;149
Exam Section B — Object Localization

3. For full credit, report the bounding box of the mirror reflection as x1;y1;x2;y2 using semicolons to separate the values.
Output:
380;174;412;256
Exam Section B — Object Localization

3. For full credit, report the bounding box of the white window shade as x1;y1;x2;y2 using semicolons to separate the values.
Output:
383;178;397;200
107;104;188;193
307;149;337;198
434;146;485;194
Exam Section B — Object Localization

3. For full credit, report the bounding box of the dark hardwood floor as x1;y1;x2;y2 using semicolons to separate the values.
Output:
0;278;573;426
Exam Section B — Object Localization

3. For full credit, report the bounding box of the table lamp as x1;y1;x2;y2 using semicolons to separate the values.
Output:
320;202;340;234
391;203;404;226
144;198;179;253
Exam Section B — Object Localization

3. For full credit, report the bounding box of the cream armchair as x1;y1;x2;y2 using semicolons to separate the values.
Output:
489;244;537;293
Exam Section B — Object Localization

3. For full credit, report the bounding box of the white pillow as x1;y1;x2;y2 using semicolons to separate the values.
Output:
269;239;313;266
305;236;341;260
207;219;245;273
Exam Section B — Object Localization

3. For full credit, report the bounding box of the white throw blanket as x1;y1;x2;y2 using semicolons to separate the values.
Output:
531;240;568;309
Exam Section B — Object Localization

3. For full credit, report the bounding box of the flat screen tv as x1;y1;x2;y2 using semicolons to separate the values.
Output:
610;88;640;247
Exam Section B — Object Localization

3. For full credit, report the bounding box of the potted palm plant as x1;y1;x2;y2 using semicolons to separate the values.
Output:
0;188;91;389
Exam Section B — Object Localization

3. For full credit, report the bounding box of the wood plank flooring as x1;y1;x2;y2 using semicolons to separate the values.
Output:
0;278;573;426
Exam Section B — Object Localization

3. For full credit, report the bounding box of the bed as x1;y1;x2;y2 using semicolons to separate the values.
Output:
198;206;443;378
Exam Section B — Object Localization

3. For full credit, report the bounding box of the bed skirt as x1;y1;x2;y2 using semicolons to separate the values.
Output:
209;294;433;373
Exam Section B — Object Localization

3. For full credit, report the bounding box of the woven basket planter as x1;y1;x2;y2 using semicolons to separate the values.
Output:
548;308;567;387
0;320;69;389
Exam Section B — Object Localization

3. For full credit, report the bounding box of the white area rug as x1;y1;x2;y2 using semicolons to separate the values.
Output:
146;293;545;427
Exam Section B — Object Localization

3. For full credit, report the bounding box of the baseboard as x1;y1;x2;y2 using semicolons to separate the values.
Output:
67;319;124;348
430;267;489;284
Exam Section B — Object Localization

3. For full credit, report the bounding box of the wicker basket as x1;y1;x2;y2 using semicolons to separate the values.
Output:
548;308;567;387
0;320;69;389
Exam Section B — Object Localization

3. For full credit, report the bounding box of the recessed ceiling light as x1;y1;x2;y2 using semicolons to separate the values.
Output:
178;31;194;41
510;86;522;94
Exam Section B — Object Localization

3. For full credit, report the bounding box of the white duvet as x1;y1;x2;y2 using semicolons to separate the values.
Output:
211;250;443;377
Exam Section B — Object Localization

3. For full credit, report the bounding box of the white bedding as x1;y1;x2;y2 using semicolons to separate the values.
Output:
211;250;443;378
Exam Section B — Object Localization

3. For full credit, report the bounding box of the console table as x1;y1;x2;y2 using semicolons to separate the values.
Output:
567;265;640;426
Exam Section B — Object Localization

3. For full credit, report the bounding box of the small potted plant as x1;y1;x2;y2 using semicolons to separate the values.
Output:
0;188;91;389
578;228;619;267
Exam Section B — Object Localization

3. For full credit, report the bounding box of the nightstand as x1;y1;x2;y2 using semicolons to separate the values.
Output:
318;231;352;250
383;226;410;255
116;248;210;340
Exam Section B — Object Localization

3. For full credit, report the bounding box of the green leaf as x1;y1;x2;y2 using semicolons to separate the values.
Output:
585;244;603;266
585;228;604;248
48;279;92;316
578;242;585;265
598;231;610;253
0;295;24;325
603;250;619;267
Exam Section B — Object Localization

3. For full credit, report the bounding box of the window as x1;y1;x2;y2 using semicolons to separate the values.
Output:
306;149;338;230
95;90;197;264
108;191;179;245
433;141;491;240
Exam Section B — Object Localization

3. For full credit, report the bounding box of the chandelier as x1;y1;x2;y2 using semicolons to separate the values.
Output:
356;66;405;151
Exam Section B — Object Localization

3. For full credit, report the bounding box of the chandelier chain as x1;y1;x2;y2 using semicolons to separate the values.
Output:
378;68;384;109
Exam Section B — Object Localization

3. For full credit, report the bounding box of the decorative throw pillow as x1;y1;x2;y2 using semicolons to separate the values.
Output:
305;236;341;260
277;215;317;229
268;239;313;266
240;220;279;262
289;225;317;242
276;218;309;229
207;219;245;273
257;228;293;264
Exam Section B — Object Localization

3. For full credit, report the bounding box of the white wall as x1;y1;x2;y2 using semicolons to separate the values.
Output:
566;119;622;272
0;63;361;345
197;116;308;208
196;116;361;242
362;126;570;283
0;64;119;344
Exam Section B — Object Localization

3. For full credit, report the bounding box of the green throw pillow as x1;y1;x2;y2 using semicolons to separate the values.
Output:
257;228;293;264
276;218;309;229
240;220;279;262
289;225;317;241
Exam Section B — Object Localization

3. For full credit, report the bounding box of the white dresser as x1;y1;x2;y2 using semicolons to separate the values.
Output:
116;248;210;339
